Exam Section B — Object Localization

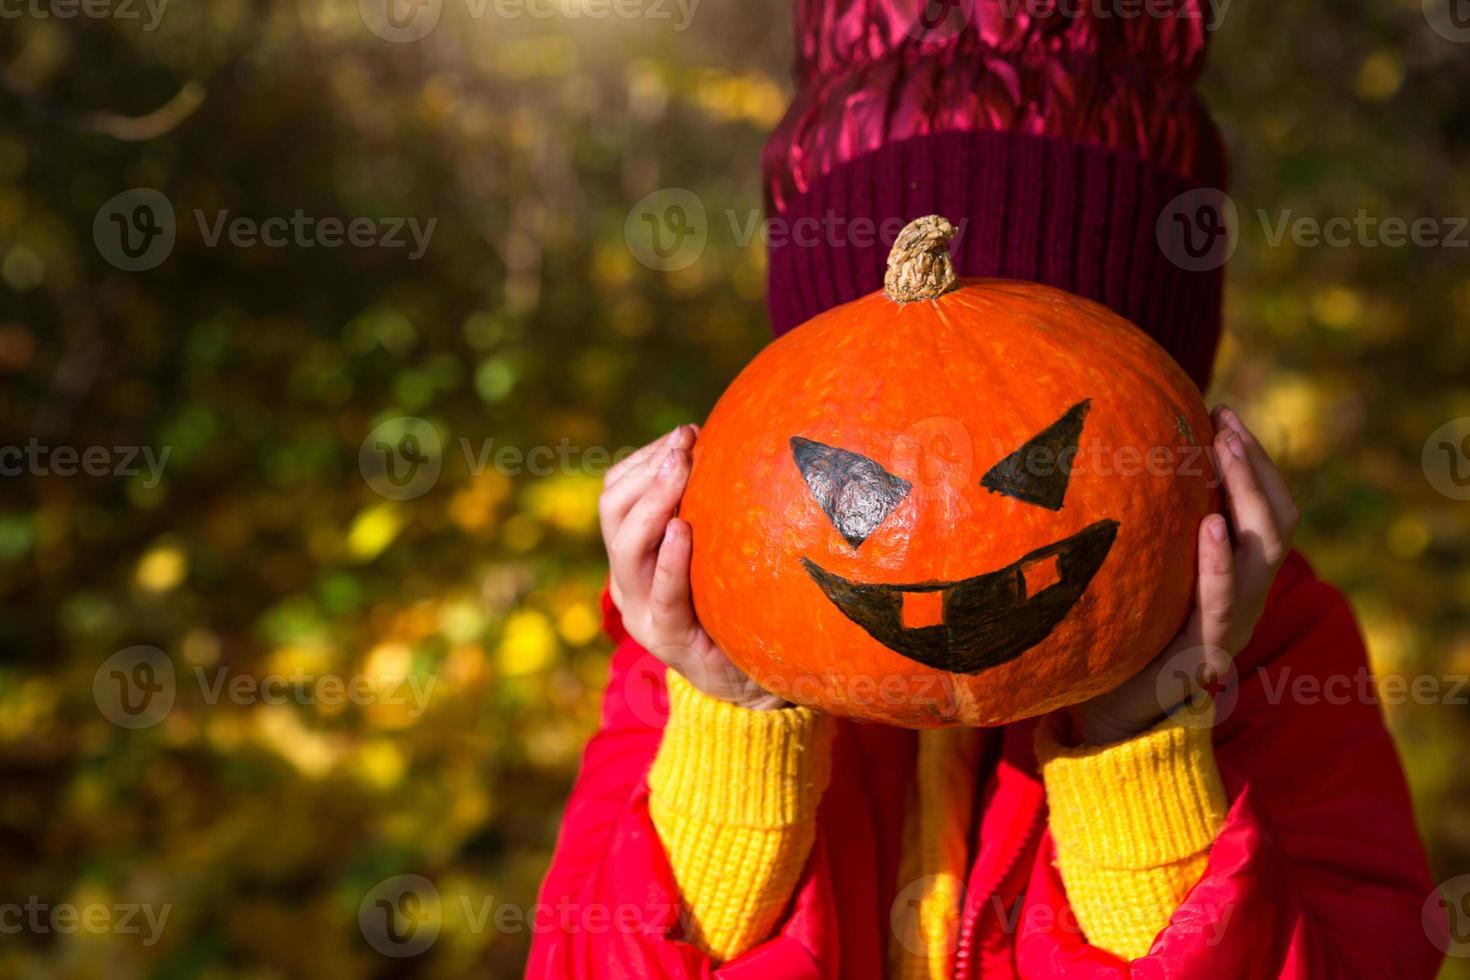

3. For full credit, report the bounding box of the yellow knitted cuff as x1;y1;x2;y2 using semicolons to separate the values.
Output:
1036;706;1228;960
647;669;835;960
649;668;834;827
1038;706;1227;868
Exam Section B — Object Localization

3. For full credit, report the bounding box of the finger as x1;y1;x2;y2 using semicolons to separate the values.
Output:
649;518;696;635
600;464;657;550
600;427;694;548
1213;406;1298;542
605;425;695;488
603;429;675;487
1215;426;1285;591
610;447;691;592
1195;514;1236;650
1147;516;1236;720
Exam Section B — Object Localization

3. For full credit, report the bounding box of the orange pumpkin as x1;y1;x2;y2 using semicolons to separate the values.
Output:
681;216;1218;728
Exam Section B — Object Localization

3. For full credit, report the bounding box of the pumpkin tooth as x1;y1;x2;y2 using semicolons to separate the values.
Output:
900;589;946;630
1020;554;1063;598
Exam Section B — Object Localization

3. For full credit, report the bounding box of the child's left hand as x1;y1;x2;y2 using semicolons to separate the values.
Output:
1065;405;1300;745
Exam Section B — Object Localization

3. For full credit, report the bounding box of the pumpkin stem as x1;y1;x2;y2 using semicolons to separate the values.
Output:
884;215;958;303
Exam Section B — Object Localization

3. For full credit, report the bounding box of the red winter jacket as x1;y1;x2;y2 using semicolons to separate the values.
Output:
528;554;1444;977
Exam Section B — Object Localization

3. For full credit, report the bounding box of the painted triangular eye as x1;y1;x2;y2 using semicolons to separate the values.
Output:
980;401;1090;511
791;437;912;548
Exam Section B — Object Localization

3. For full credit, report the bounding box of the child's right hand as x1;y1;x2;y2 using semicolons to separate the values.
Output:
600;425;789;710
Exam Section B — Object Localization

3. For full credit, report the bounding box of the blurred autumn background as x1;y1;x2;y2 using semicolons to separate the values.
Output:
2;0;1469;976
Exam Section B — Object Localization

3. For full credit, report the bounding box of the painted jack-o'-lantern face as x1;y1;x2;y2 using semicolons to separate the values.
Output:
793;401;1119;676
682;217;1217;728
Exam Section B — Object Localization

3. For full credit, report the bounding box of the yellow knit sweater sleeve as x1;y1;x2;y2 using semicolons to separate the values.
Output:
1035;705;1229;961
646;669;835;962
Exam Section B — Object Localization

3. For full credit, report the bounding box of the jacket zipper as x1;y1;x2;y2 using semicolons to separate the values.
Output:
953;791;1045;980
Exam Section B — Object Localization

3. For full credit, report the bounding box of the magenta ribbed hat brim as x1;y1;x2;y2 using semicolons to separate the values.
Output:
766;130;1226;393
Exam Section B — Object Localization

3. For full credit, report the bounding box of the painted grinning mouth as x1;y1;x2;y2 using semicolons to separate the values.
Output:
799;519;1119;674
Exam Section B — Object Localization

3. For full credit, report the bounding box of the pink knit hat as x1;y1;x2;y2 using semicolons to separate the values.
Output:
763;0;1228;390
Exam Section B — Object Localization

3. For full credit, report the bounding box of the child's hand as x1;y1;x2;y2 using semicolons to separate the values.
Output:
1066;405;1300;744
600;425;789;710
